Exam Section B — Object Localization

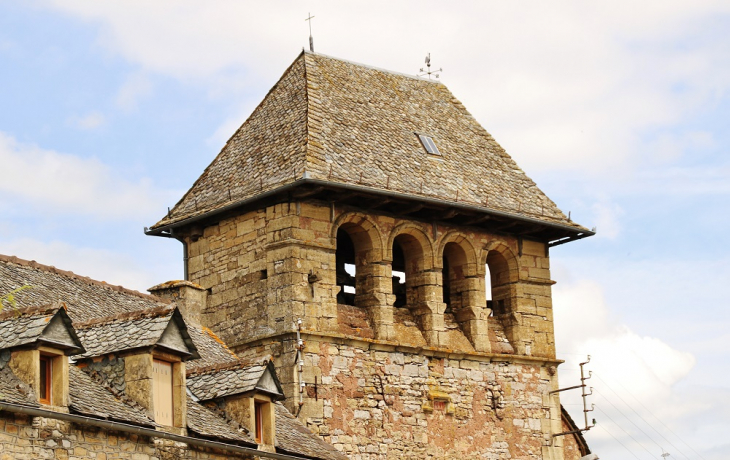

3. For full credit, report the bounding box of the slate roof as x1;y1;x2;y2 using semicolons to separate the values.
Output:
187;361;282;401
0;253;341;458
0;304;84;354
0;255;168;323
275;403;347;460
69;366;155;427
151;51;588;236
0;305;57;350
185;325;240;373
74;307;198;359
186;395;255;445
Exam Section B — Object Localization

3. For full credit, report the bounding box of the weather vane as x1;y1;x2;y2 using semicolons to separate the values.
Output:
418;53;442;79
305;13;315;52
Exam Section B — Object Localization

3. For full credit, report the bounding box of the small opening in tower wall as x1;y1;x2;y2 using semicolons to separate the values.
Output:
486;251;510;316
392;241;407;308
417;133;441;155
336;228;357;306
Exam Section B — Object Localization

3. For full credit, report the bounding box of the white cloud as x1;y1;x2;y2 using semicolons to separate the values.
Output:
40;1;730;178
550;277;730;458
68;111;106;130
0;132;176;221
590;200;624;240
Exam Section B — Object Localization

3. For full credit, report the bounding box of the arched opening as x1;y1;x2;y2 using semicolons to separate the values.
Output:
336;228;357;306
442;242;468;314
392;240;407;308
392;233;426;310
486;250;512;316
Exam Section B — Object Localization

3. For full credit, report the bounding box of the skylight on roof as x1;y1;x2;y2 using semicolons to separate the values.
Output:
417;134;441;155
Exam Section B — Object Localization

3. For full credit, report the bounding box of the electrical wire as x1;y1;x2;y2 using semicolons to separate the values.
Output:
595;405;658;459
595;421;644;460
593;390;685;459
596;373;707;460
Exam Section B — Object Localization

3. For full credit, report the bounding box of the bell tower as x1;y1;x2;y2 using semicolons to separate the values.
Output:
148;51;593;459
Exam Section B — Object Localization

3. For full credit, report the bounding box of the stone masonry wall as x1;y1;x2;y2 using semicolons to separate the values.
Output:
296;337;564;460
185;200;556;358
0;412;251;460
183;200;564;459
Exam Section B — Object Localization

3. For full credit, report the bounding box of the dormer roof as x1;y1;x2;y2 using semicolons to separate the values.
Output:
75;306;199;360
0;303;85;355
187;360;284;401
148;51;592;245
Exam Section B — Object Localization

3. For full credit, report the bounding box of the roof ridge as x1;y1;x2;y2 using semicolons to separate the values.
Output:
0;302;61;321
74;305;175;329
0;254;167;304
304;50;445;85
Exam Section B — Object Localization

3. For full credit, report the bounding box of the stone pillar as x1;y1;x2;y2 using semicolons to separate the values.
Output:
356;262;396;341
454;284;491;353
411;269;446;347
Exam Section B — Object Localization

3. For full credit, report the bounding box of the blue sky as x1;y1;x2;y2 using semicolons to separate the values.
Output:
1;2;729;458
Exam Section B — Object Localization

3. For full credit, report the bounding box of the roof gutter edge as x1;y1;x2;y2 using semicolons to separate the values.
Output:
146;178;595;245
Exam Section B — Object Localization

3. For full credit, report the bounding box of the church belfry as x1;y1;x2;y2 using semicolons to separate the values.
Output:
147;50;593;459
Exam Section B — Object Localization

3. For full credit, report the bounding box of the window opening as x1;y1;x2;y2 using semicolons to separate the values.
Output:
417;134;441;155
255;401;265;444
39;356;52;404
392;241;407;308
336;228;357;306
153;359;174;426
486;252;509;316
442;255;452;314
442;242;469;315
485;263;494;316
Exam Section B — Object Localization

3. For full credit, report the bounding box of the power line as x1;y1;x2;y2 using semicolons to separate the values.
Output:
594;373;694;460
596;422;644;460
596;373;707;460
594;405;658;459
593;391;684;460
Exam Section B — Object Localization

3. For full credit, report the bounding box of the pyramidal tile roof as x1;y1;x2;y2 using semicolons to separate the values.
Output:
151;51;587;234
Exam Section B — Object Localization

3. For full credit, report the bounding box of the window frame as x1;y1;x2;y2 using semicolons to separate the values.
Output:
39;354;52;405
254;400;265;444
416;133;441;156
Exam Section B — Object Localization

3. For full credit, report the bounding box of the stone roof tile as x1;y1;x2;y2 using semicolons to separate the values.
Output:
186;395;255;444
274;402;347;460
0;255;168;323
69;366;154;427
152;51;586;235
185;326;240;373
187;362;266;401
0;307;55;350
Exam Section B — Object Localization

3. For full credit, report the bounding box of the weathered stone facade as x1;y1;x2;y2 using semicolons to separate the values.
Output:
182;199;569;458
0;413;248;460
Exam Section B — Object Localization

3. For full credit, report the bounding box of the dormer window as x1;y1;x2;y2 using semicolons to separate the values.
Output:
417;133;441;155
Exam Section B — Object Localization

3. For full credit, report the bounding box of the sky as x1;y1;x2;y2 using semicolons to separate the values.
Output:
1;1;728;458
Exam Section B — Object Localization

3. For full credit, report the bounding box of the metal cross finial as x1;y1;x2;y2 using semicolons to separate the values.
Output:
418;52;442;79
305;13;315;52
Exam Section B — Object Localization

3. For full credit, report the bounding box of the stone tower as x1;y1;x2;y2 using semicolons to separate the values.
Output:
147;51;594;459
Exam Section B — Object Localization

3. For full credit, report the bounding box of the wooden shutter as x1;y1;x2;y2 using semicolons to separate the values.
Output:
153;359;173;425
